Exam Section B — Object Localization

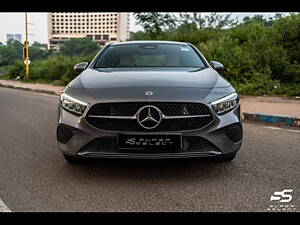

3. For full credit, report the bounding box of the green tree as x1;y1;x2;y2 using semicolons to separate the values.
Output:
31;41;48;49
133;13;178;38
203;13;238;29
28;46;54;60
60;38;100;56
0;40;23;67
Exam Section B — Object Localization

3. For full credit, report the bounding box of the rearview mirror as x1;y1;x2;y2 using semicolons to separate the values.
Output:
210;61;224;73
74;62;89;74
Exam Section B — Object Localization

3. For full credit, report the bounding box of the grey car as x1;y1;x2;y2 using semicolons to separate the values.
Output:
57;41;242;163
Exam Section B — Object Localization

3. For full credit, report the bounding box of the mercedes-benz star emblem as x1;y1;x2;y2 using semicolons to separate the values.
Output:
137;105;162;129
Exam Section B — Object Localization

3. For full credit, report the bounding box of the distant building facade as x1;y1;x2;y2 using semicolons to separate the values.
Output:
6;34;22;43
47;12;130;51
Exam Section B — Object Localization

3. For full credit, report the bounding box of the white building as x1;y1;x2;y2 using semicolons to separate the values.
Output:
6;34;22;43
48;12;130;51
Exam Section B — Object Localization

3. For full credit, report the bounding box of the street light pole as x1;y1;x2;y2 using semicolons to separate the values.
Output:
25;12;29;77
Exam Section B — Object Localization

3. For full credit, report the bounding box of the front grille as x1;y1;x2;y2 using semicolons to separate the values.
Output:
86;102;213;132
79;136;220;154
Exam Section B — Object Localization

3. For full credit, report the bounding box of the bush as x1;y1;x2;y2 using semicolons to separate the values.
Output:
4;54;96;85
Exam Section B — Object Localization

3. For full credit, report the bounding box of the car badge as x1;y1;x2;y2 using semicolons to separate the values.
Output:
145;90;154;96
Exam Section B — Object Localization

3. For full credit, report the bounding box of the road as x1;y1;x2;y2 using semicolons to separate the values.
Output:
0;87;299;212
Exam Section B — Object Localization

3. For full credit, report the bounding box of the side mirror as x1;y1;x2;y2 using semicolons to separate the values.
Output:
74;62;89;74
210;61;224;73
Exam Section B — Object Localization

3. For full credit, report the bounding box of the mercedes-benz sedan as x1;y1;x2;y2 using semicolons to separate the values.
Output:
57;41;243;163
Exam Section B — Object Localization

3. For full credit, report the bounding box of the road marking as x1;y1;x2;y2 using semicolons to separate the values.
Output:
0;198;11;212
262;126;300;133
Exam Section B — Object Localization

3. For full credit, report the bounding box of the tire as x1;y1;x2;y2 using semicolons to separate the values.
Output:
63;154;81;164
215;152;237;161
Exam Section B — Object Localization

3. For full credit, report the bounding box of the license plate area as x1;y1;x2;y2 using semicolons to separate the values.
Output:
118;133;182;152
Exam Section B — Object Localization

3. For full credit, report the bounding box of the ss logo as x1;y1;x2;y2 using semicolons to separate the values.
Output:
270;189;293;203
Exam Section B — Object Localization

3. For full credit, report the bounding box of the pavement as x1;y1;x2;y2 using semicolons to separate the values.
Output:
0;87;299;212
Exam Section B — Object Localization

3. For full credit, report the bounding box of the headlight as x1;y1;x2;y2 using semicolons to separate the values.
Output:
211;92;239;115
60;93;88;116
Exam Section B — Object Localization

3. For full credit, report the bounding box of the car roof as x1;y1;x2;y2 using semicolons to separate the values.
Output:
110;40;189;46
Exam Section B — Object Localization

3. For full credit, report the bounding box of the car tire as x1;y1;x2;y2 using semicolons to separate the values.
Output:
63;154;81;164
215;152;237;161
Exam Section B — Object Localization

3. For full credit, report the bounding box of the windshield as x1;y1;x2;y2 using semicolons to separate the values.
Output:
93;43;206;68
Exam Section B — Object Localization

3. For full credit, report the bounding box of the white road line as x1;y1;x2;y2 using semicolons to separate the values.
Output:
0;198;11;212
263;126;300;133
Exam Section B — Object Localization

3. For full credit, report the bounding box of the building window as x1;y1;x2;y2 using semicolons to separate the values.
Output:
103;35;109;40
95;35;101;40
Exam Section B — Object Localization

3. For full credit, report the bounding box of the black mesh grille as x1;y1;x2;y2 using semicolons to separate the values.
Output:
222;123;243;143
79;136;220;154
80;137;117;153
57;124;73;144
86;102;213;132
182;136;221;152
88;102;211;116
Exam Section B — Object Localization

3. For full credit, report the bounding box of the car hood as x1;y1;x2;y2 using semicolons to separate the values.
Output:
65;68;236;104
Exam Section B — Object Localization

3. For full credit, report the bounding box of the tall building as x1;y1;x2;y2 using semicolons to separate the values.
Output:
15;34;22;42
48;12;130;51
6;34;22;43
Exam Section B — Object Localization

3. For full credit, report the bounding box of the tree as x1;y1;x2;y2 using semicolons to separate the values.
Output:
28;46;54;60
243;14;273;26
178;13;238;29
0;40;23;67
204;13;238;29
129;31;151;41
32;41;48;49
60;38;100;56
133;13;178;38
178;13;206;29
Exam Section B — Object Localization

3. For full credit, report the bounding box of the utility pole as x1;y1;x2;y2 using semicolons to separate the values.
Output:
25;12;29;78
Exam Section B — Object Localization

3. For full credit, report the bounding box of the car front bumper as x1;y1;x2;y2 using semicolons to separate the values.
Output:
57;103;242;159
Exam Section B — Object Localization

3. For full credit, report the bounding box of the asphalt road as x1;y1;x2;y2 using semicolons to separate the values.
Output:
0;87;299;212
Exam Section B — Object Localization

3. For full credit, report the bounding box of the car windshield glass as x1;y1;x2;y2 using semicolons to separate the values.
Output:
93;43;206;68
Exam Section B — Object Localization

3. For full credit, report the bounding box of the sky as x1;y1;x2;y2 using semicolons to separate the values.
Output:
0;12;282;44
